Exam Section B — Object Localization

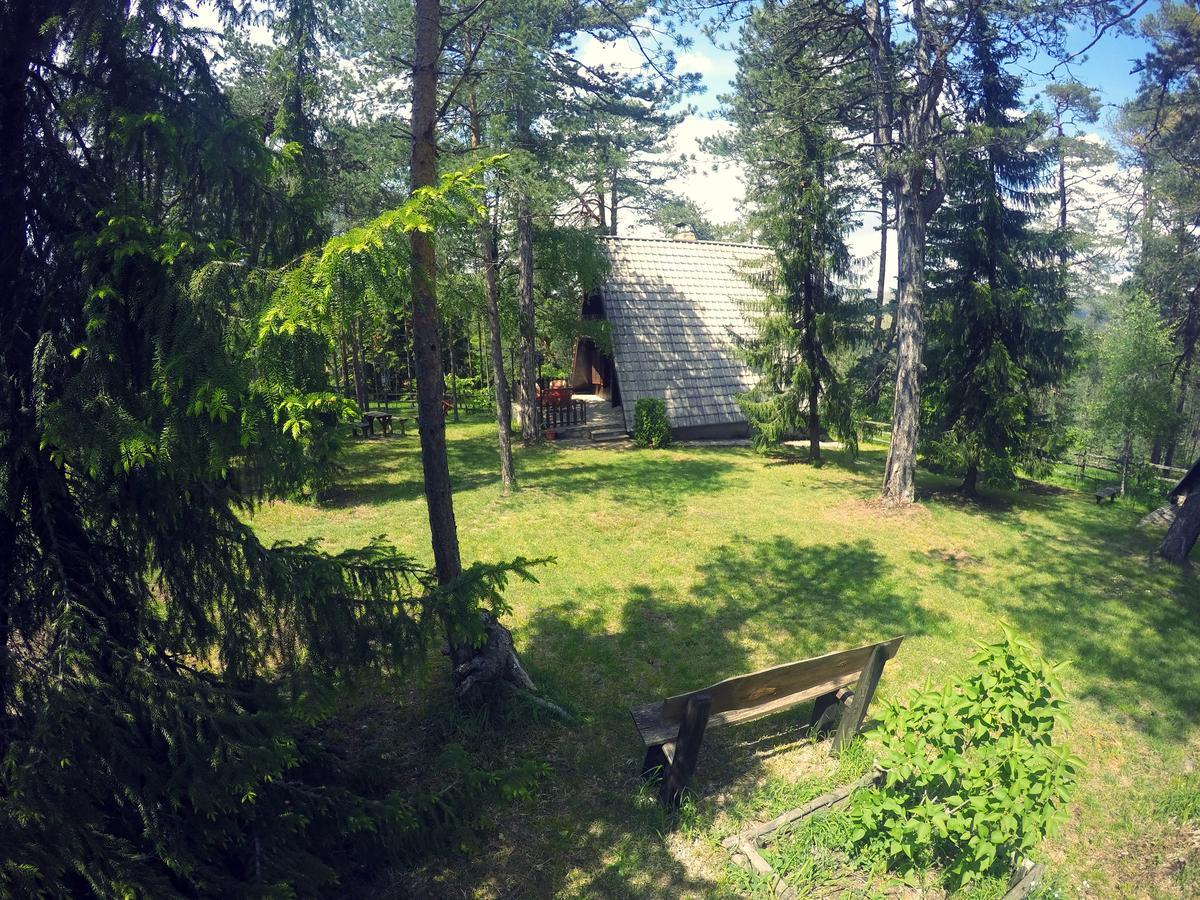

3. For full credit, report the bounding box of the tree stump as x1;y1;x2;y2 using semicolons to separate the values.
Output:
450;612;535;705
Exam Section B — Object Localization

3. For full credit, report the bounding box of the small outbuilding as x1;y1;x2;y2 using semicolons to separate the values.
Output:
569;229;774;440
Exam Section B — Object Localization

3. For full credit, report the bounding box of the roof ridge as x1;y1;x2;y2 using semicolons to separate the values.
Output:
600;234;773;252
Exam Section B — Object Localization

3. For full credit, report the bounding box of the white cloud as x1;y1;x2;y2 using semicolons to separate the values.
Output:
675;50;715;76
575;35;649;76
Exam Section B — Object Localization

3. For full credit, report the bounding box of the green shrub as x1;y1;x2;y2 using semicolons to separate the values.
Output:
848;628;1080;890
634;397;671;448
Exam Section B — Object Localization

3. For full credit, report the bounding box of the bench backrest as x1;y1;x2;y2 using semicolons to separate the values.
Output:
658;636;904;732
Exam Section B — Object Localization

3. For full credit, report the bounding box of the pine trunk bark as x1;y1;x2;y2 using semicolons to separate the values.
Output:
467;95;516;491
1160;487;1200;564
609;174;618;236
517;198;538;446
882;189;928;505
866;187;889;410
409;0;460;588
410;0;528;702
483;219;516;492
1165;350;1192;468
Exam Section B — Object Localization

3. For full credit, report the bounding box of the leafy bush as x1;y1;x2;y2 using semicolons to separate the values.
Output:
447;374;495;412
848;628;1080;890
634;397;671;448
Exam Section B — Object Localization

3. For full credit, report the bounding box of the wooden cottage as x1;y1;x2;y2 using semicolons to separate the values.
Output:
570;231;774;440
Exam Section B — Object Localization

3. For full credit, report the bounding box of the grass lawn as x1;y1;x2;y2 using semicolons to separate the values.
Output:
249;416;1200;898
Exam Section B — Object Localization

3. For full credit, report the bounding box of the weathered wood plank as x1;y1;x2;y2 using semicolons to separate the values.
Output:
631;637;903;747
659;694;711;808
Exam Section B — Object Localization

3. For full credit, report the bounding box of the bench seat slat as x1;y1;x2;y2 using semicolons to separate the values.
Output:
630;637;904;748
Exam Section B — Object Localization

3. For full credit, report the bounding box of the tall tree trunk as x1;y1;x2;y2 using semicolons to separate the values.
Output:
1119;432;1133;496
349;316;369;411
513;109;539;446
1160;486;1200;564
484;221;517;491
468;87;515;492
609;173;618;236
1057;120;1068;233
517;205;537;444
409;0;532;702
882;189;929;504
866;186;889;410
597;189;607;233
1166;351;1192;468
409;0;461;588
870;0;944;506
516;133;538;445
962;461;979;496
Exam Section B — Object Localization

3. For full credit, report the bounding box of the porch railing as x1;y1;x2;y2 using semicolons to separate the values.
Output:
538;398;587;431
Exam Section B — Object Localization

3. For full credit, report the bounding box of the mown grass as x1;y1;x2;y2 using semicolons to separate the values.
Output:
249;416;1200;898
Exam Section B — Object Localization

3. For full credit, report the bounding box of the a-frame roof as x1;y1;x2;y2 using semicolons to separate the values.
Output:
598;236;773;434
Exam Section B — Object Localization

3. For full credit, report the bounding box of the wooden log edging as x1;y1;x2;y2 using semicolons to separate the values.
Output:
722;771;1045;900
721;769;881;852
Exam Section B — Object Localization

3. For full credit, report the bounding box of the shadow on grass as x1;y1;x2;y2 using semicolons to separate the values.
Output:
901;471;1200;740
321;425;741;512
985;497;1200;741
518;449;740;511
426;536;937;898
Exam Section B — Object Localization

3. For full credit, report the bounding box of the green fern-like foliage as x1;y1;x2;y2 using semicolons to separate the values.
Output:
0;4;523;894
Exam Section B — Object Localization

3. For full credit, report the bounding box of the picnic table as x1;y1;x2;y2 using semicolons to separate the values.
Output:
361;410;409;437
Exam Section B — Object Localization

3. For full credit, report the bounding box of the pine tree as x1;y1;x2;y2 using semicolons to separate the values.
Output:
722;2;867;461
0;3;533;891
922;13;1074;494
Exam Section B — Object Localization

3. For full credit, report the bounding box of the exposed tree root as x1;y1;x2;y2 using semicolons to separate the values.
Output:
450;612;535;705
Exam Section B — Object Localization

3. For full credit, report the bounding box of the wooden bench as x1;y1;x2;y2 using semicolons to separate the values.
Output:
1095;485;1119;503
350;419;372;439
631;636;904;807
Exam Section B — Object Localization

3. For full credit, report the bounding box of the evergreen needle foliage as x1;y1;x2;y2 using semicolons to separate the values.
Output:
923;13;1075;492
0;5;529;893
720;1;869;459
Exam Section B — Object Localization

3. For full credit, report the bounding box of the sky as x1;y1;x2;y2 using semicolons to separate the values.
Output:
578;6;1158;280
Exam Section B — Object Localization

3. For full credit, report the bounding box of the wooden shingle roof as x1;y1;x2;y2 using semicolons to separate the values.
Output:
598;236;773;433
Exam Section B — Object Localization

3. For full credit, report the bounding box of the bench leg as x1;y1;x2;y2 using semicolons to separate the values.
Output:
641;744;669;782
833;645;887;756
809;687;853;739
659;694;711;808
